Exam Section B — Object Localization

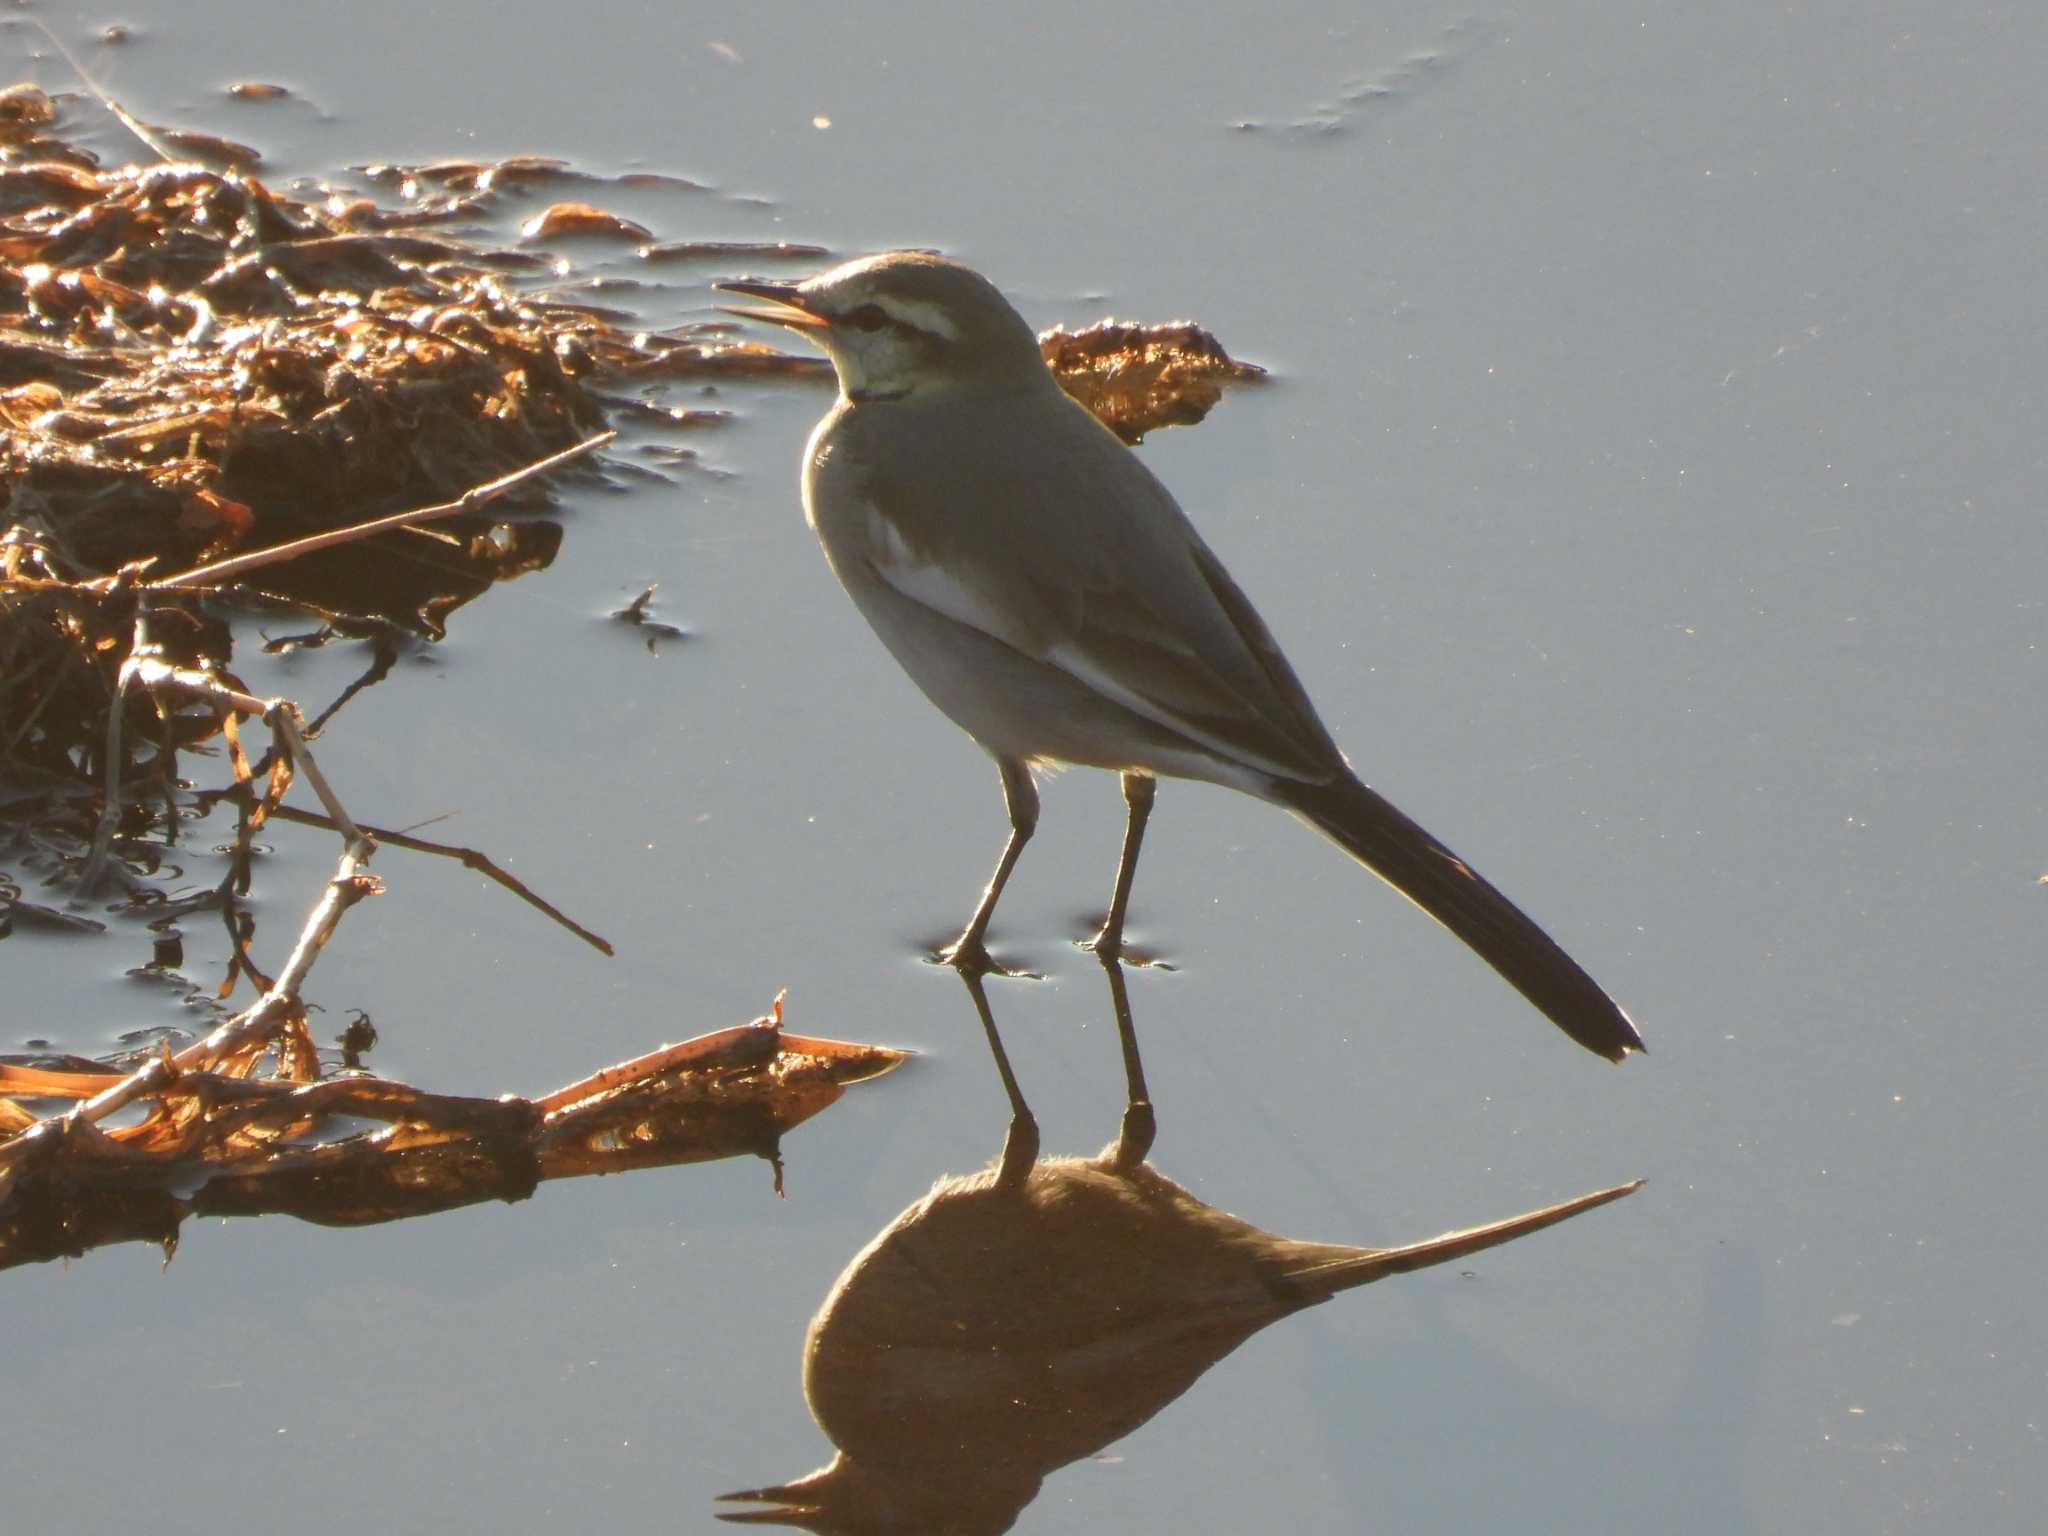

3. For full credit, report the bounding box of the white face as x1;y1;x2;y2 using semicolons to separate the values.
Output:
725;251;1045;401
798;266;964;399
810;309;935;398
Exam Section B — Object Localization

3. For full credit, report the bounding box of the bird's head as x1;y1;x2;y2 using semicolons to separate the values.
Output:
718;251;1048;404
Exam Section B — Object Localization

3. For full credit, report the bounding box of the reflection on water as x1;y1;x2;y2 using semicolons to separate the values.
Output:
721;959;1639;1533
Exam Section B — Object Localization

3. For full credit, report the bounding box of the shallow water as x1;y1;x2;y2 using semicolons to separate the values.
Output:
5;3;2045;1531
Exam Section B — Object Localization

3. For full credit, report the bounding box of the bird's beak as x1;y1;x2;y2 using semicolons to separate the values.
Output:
714;278;829;332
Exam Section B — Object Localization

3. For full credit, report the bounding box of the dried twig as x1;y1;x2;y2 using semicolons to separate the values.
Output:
130;430;616;594
1;662;377;1171
261;801;613;955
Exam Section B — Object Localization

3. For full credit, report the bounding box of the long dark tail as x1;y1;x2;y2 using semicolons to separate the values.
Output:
1269;773;1643;1062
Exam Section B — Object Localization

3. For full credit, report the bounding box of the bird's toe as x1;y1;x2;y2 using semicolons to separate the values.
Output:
934;935;1040;980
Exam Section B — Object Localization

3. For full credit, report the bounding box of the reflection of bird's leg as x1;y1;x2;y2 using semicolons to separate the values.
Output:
1084;771;1156;961
941;757;1040;977
957;968;1040;1186
1096;946;1157;1170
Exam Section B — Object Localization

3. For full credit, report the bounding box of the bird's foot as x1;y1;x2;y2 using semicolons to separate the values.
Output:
1078;925;1174;971
1078;930;1124;961
935;934;1039;980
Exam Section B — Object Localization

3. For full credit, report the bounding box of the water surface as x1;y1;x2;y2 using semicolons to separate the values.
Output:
5;3;2043;1531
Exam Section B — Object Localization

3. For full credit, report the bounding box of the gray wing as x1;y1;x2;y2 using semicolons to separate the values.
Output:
843;387;1344;784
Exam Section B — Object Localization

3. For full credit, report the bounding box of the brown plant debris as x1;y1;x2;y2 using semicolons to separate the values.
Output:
0;647;907;1271
642;240;832;263
0;96;826;890
0;99;821;615
521;201;654;242
1039;318;1268;444
0;1001;906;1271
0;96;922;1268
0;84;56;133
0;155;611;591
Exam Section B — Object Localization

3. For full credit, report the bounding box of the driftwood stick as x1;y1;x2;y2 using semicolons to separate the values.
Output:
260;802;613;956
137;430;615;592
126;662;362;858
269;703;362;844
0;838;377;1173
534;1011;784;1115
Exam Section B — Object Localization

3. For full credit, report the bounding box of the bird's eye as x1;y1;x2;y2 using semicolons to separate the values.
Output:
846;303;890;332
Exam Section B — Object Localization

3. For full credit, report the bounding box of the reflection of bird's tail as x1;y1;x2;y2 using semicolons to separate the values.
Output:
1270;772;1644;1062
1281;1179;1645;1300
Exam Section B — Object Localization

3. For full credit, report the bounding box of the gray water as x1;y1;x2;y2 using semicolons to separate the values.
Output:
5;3;2043;1531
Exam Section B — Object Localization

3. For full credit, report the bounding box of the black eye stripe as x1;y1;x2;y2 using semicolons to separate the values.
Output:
846;303;890;332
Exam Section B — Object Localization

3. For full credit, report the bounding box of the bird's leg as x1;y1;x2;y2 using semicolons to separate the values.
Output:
940;757;1039;977
1082;771;1156;961
1094;945;1156;1170
955;967;1041;1186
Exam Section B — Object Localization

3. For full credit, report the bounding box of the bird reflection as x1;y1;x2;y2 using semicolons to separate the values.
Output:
720;958;1639;1534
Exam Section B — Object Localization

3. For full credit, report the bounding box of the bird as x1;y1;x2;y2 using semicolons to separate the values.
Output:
716;252;1644;1062
719;1140;1642;1531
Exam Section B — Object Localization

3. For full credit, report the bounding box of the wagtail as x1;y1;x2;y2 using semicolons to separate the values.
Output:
719;252;1642;1062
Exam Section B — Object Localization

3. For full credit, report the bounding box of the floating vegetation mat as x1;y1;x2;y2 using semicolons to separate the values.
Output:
2;81;835;836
